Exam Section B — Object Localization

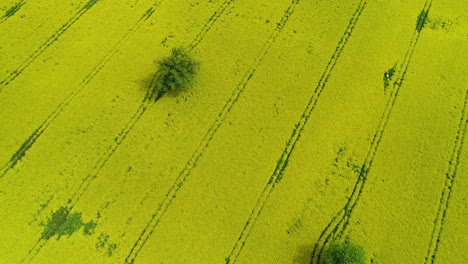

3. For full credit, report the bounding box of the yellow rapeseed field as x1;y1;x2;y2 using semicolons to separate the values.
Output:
0;0;466;263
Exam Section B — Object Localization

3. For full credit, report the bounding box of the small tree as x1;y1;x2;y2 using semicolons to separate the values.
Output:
322;239;365;264
155;47;199;97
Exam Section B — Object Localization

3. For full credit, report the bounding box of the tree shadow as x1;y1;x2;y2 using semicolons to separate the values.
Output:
136;72;158;98
293;243;315;264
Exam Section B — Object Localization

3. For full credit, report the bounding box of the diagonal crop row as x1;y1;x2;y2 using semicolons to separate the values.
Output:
0;0;26;25
124;1;302;263
0;4;158;180
187;0;235;51
424;89;468;264
21;207;69;263
20;0;236;262
224;1;367;263
311;1;433;263
0;0;99;91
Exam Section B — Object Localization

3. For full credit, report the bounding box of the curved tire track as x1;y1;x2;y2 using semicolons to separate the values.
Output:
424;89;468;264
0;5;158;180
223;1;367;263
311;1;433;263
124;1;301;263
0;0;99;91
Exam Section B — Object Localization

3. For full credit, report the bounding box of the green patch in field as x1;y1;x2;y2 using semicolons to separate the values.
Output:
426;17;453;32
9;127;40;169
323;239;366;264
41;207;97;240
143;7;155;20
96;233;117;256
332;145;360;178
84;0;98;10
4;1;24;18
286;218;303;235
155;47;199;99
416;10;429;32
383;66;396;91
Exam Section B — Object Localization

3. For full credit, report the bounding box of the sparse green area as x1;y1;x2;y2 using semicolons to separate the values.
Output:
96;233;117;256
416;10;429;32
426;17;452;31
4;1;24;18
383;66;396;90
41;207;96;240
155;47;199;98
83;221;98;235
332;145;361;178
0;0;466;262
322;239;365;264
